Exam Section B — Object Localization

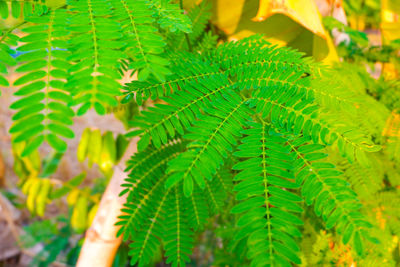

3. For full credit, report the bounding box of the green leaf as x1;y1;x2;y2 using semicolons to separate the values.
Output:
21;135;45;157
46;134;67;152
342;223;354;245
353;231;363;256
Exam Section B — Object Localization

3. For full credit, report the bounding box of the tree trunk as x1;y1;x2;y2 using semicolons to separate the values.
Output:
76;139;137;267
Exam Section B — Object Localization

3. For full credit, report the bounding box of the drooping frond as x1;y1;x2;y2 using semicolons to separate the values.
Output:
164;187;195;267
10;9;74;155
167;0;211;51
149;0;192;33
186;1;211;41
0;30;18;94
248;73;380;164
204;166;233;215
123;54;220;105
127;68;228;151
117;140;185;240
117;138;233;266
231;121;303;266
116;139;197;267
127;186;169;267
127;37;380;165
287;135;374;256
335;153;383;200
165;92;250;196
66;0;123;115
210;38;380;162
182;165;233;230
183;185;209;230
113;0;170;81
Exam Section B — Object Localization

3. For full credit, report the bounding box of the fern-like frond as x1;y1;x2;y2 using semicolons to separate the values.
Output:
207;36;316;77
127;186;169;267
149;0;192;33
183;186;209;230
208;38;380;162
123;55;219;105
66;0;123;115
186;1;211;41
164;187;195;267
10;10;74;155
0;30;18;94
249;80;380;164
127;71;229;151
117;140;185;240
231;121;303;266
196;31;218;53
204;166;232;215
113;0;170;81
165;93;250;196
168;0;211;51
116;139;197;267
335;154;383;200
287;135;374;256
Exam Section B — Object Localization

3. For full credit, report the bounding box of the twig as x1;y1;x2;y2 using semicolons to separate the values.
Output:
179;0;193;51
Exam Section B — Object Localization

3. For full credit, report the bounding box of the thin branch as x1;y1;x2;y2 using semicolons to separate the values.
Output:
179;0;192;51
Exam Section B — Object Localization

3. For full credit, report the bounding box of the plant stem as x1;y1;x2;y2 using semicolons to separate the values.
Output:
179;0;193;51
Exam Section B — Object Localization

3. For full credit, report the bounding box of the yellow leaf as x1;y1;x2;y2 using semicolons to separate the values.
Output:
211;0;338;62
381;0;400;78
381;0;400;42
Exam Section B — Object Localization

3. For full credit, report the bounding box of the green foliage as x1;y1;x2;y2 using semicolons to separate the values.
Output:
149;0;192;33
113;0;173;82
21;217;73;266
67;0;123;115
1;1;400;267
11;9;74;154
0;30;18;93
2;0;192;156
0;0;48;20
119;31;391;265
231;123;303;266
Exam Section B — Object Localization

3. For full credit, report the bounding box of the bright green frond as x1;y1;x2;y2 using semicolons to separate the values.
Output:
128;188;169;267
336;155;383;200
165;92;250;196
10;9;74;155
231;121;303;267
67;0;123;115
127;71;229;151
117;140;185;240
204;166;233;215
287;135;374;256
168;0;211;51
0;30;18;94
183;186;209;230
113;0;170;81
149;0;192;33
187;1;211;41
123;55;220;105
164;187;195;267
248;81;380;164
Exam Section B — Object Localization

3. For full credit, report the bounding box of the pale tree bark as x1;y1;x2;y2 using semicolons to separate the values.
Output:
76;138;138;267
